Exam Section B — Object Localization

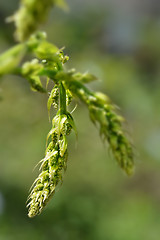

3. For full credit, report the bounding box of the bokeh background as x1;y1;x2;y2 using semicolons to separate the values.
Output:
0;0;160;239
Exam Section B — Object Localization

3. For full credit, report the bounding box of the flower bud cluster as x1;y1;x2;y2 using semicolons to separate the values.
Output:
11;0;54;41
48;84;59;111
89;102;134;175
10;0;67;41
67;79;134;175
27;113;72;217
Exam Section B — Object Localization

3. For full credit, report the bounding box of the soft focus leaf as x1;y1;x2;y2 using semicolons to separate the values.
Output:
34;41;59;60
55;0;69;10
27;76;46;93
73;72;97;83
0;44;26;76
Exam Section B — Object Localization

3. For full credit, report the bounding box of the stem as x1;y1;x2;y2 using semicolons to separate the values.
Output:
60;81;66;115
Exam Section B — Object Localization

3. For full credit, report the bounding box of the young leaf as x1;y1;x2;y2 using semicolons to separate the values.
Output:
27;76;46;93
34;41;59;60
47;85;59;120
73;72;97;83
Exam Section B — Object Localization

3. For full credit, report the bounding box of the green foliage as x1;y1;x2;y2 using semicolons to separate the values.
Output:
0;0;134;217
0;43;27;76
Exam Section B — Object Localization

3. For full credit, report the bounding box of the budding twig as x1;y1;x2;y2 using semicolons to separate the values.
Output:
0;0;135;218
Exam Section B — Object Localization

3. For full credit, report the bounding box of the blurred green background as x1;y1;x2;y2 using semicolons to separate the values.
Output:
0;0;160;239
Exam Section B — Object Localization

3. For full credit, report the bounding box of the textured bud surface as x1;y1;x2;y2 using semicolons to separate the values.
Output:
66;79;134;175
11;0;66;41
27;112;73;217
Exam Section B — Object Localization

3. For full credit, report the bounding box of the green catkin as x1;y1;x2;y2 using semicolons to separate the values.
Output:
66;79;134;175
10;0;66;42
27;113;71;217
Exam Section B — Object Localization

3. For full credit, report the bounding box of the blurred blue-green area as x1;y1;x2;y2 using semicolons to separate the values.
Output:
0;0;160;239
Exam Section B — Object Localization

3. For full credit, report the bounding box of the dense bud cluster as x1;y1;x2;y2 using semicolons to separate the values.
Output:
66;79;134;175
27;112;72;217
8;0;67;42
